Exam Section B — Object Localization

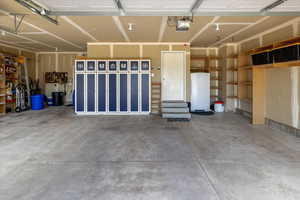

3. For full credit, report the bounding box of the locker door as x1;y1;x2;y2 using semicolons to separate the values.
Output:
119;74;127;112
131;74;139;112
98;74;106;112
87;74;95;112
141;74;149;112
76;74;84;112
109;74;117;112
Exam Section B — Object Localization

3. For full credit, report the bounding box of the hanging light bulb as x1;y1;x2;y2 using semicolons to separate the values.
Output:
216;23;220;31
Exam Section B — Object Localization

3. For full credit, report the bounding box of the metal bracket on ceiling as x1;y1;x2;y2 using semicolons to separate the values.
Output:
113;0;126;16
10;13;27;34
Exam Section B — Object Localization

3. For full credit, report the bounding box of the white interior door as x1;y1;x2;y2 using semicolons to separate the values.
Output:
161;51;186;101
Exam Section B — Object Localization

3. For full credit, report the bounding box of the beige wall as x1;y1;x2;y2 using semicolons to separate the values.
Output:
87;43;191;100
37;52;85;92
238;18;300;129
0;44;36;80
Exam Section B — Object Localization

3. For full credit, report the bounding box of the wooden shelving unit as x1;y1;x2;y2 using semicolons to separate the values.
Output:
190;48;220;102
0;56;5;115
1;54;19;113
238;36;300;124
151;82;161;114
226;54;238;100
237;54;253;115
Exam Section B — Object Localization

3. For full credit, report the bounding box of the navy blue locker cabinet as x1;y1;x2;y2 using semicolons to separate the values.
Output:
120;61;128;71
141;74;149;112
75;59;150;114
131;61;139;71
119;74;128;111
87;74;95;112
76;61;85;71
76;74;84;112
98;61;106;71
109;74;117;111
131;74;139;112
87;61;95;71
141;61;150;71
98;74;106;112
109;61;117;71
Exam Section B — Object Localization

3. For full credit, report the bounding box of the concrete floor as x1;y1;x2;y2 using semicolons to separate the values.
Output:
0;107;300;200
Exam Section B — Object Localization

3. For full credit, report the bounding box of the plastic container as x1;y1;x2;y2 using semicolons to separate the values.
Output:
31;94;44;110
251;50;273;65
52;92;64;106
47;97;53;106
273;44;300;63
214;101;224;112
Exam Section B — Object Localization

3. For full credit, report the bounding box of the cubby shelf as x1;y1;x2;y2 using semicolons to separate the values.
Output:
227;81;238;85
191;49;220;100
191;56;220;60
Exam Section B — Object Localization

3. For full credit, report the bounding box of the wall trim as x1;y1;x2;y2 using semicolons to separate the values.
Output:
88;42;191;45
37;51;86;55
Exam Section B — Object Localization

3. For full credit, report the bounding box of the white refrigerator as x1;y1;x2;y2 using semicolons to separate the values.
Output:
191;73;210;112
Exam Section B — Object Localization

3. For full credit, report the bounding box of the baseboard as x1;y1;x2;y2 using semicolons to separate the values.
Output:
235;108;252;120
265;118;300;138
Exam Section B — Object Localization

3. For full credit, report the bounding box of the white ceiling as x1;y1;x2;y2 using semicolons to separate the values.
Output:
36;0;118;12
32;0;300;14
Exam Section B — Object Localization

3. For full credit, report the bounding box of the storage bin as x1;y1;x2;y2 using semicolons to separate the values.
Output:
31;94;44;110
273;44;300;63
251;50;273;65
52;92;64;106
214;101;224;113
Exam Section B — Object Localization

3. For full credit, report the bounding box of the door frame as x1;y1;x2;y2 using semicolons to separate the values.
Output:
161;51;187;101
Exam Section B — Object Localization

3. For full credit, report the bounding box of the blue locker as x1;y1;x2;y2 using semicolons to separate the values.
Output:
109;74;117;111
131;74;139;112
120;74;127;112
98;74;106;112
141;74;149;112
87;74;95;112
76;74;84;112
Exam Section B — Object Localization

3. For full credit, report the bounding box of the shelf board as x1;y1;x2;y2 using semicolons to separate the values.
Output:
191;56;220;60
239;97;252;102
250;60;300;69
210;67;221;72
227;67;238;71
226;54;238;59
238;65;252;70
227;96;238;99
210;86;220;90
210;77;221;81
238;81;252;86
227;82;238;85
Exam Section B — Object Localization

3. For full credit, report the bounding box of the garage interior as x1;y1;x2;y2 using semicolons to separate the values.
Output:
0;0;300;199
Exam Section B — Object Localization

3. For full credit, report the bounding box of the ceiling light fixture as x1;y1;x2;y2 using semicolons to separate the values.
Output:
14;0;58;25
128;23;135;31
260;0;288;14
40;9;46;16
1;31;6;36
215;23;220;31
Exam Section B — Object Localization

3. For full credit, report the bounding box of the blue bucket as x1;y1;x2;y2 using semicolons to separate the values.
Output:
31;95;44;110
